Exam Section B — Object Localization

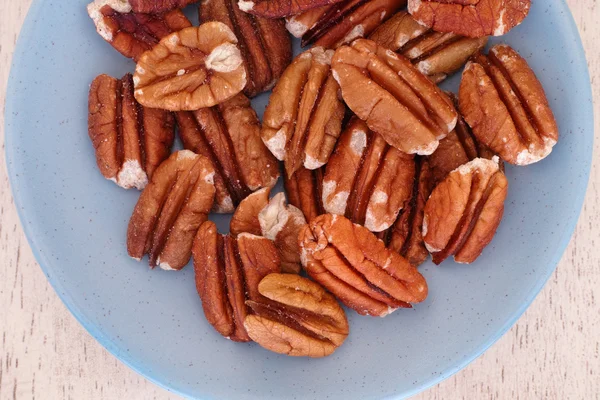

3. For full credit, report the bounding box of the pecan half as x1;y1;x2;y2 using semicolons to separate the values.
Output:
261;47;345;178
176;93;279;213
245;273;349;357
88;73;175;190
129;0;197;13
200;0;292;97
369;11;487;83
284;167;326;223
87;0;191;61
230;187;271;237
238;0;345;18
193;221;281;341
332;39;457;155
127;150;216;270
423;157;508;264
407;0;531;38
300;214;428;316
133;22;247;111
288;0;406;49
322;117;415;232
459;44;559;165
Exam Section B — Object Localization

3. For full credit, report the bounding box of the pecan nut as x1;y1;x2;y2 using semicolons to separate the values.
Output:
423;157;508;264
284;167;326;223
369;11;487;83
300;214;428;316
322;117;415;232
459;44;559;165
261;47;345;178
129;0;198;13
245;273;349;357
88;73;175;190
332;39;458;155
407;0;531;38
193;221;281;341
288;0;406;49
87;0;191;61
176;93;279;213
127;150;216;270
200;0;292;97
230;187;271;237
133;22;247;111
238;0;345;18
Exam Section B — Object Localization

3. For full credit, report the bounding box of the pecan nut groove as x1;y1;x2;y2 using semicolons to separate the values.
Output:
300;214;428;317
284;167;326;223
88;73;175;190
127;150;216;270
459;44;558;165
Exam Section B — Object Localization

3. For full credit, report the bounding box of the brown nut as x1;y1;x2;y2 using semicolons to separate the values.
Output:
230;187;271;237
133;22;247;111
237;0;345;18
407;0;531;38
88;73;175;190
378;156;433;266
332;39;458;155
262;47;345;178
423;157;508;264
322;117;415;232
87;0;191;61
127;150;216;270
245;273;349;357
288;0;406;49
176;93;279;213
193;221;281;341
200;0;292;97
129;0;198;13
300;214;428;316
284;167;326;223
459;44;558;165
369;11;487;83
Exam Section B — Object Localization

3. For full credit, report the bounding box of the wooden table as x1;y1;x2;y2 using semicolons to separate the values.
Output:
1;1;598;399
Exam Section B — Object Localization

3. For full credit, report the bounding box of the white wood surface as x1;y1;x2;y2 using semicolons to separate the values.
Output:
1;1;598;399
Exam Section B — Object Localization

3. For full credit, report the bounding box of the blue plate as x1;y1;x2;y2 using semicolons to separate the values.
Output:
5;0;593;399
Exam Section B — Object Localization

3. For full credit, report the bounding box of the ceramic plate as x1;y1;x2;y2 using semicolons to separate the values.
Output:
5;0;593;399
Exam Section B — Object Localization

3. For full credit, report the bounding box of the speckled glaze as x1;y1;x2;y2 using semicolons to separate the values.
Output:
4;1;593;399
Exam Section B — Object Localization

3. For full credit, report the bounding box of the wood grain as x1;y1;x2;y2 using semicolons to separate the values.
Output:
0;1;598;399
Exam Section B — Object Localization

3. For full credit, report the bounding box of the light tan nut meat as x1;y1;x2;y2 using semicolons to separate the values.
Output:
87;0;191;61
332;39;458;155
193;221;281;341
176;93;279;213
133;22;247;111
88;73;175;190
407;0;531;38
261;47;345;178
322;117;415;232
284;167;326;223
200;0;292;97
127;150;216;270
369;10;487;83
245;273;349;357
459;44;558;165
423;157;508;264
238;0;346;18
300;214;428;316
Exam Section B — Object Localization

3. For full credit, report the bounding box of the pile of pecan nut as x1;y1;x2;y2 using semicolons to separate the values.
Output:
87;0;558;357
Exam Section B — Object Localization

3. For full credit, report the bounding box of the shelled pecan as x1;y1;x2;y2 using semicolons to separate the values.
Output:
245;273;349;357
300;214;428;316
133;22;247;111
322;117;415;232
127;150;216;270
238;0;345;18
176;93;279;213
407;0;531;38
284;167;326;223
87;0;191;61
129;0;197;13
423;157;508;264
287;0;406;49
88;73;175;190
261;47;345;178
459;44;558;165
369;11;487;83
332;39;457;155
199;0;292;97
